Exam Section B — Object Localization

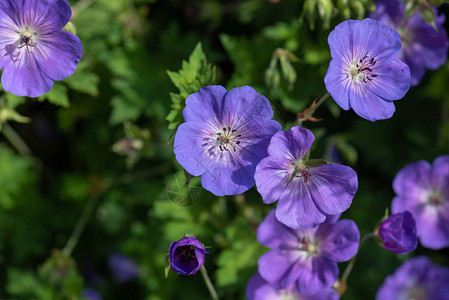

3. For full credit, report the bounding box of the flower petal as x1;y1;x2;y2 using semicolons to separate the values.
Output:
318;219;360;262
276;182;326;230
258;250;303;289
295;257;339;296
348;83;395;121
324;58;351;110
245;272;283;300
257;209;300;249
34;30;83;81
393;160;432;197
183;85;227;124
1;49;53;97
308;164;358;216
255;156;290;204
23;0;72;33
267;126;314;161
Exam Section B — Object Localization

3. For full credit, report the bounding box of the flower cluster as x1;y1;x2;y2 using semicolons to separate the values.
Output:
0;0;83;97
371;0;448;86
392;155;449;250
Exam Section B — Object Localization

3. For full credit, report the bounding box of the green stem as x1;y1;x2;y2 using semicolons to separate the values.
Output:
200;267;219;300
298;92;330;126
2;123;32;156
62;196;100;256
338;232;374;294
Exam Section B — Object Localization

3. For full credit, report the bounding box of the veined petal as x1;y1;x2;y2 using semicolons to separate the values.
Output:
34;30;83;81
245;272;283;300
276;181;326;230
348;83;395;122
23;0;72;33
308;164;358;215
1;48;53;97
257;210;300;249
183;85;227;125
255;156;290;204
295;257;339;296
324;58;351;110
318;219;360;262
267;126;314;160
258;250;303;289
393;161;432;197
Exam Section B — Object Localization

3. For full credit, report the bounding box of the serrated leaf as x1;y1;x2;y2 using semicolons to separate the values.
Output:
166;43;216;129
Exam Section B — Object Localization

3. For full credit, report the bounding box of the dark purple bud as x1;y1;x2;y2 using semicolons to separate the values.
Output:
108;253;140;283
169;237;209;275
376;211;418;254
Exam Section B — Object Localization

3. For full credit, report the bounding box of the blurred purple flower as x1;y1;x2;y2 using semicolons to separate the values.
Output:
174;85;281;196
0;0;83;97
108;253;140;283
371;0;448;86
169;237;209;275
257;210;359;295
324;18;410;121
376;256;449;300
376;211;418;254
254;126;358;229
392;155;449;249
246;272;340;300
82;288;102;300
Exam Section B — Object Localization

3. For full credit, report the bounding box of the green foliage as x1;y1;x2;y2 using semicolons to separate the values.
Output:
166;43;216;130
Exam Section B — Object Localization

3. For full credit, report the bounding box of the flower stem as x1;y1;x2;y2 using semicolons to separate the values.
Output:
2;123;32;156
62;196;100;256
298;92;330;126
338;232;374;295
200;267;219;300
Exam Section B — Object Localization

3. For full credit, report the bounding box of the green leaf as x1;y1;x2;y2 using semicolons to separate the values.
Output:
38;83;70;108
166;43;216;130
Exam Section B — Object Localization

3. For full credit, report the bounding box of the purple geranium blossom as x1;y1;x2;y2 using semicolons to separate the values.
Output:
82;288;102;300
246;272;340;300
376;211;418;254
174;85;281;196
254;126;357;229
376;256;449;300
169;236;209;275
0;0;83;97
324;18;411;121
108;253;140;283
392;155;449;250
371;0;448;86
257;210;359;295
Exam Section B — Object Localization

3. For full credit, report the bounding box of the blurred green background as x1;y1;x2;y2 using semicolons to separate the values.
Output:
0;0;448;299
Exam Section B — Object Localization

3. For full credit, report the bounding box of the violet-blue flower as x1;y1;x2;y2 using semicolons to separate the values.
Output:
246;271;340;300
82;288;102;300
376;211;418;254
324;18;411;121
392;155;449;250
254;126;358;229
169;236;209;275
174;85;281;196
108;253;140;283
0;0;83;97
376;256;449;300
257;210;359;295
371;0;448;86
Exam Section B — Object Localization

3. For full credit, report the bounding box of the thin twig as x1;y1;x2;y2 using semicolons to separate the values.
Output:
200;267;219;300
298;92;330;126
2;123;32;156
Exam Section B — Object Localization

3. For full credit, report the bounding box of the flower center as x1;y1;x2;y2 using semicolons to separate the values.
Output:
215;126;241;152
427;189;444;207
279;292;298;300
407;286;427;300
348;55;378;84
18;27;38;53
174;245;197;264
297;237;319;256
290;161;311;183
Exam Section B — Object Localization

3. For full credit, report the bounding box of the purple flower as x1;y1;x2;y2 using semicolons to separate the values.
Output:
371;0;448;86
174;85;281;196
324;18;411;121
254;126;358;229
82;288;102;300
108;253;140;283
376;256;449;300
376;211;418;254
169;237;209;275
246;272;340;300
392;155;449;250
0;0;83;97
257;210;359;295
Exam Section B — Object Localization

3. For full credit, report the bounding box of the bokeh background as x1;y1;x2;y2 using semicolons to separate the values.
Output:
0;0;448;299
